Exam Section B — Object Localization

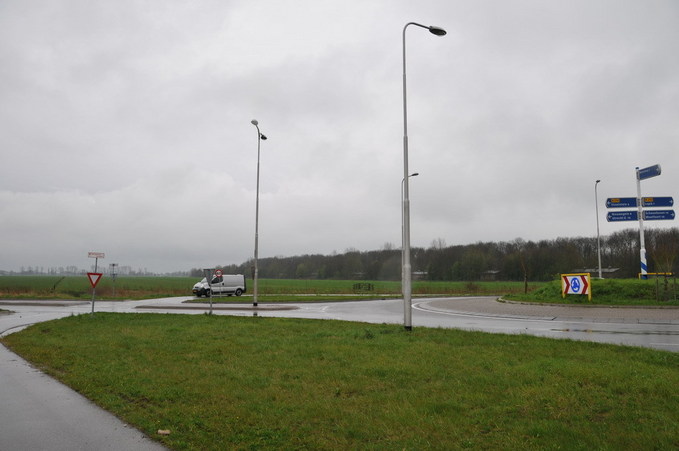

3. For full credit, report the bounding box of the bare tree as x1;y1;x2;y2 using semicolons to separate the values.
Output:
430;238;447;250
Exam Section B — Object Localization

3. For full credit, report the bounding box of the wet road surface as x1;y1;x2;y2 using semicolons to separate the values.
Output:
3;296;678;351
1;296;678;450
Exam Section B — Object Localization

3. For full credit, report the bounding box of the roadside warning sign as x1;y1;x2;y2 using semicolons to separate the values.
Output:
561;273;591;301
87;272;103;288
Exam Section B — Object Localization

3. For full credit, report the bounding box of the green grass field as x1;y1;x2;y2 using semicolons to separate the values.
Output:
1;275;677;306
0;276;539;300
0;275;193;299
3;313;677;450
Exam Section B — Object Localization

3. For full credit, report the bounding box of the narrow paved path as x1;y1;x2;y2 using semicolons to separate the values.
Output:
0;343;167;451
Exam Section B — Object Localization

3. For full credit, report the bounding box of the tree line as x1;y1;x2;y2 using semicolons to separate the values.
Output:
4;266;169;277
192;227;679;282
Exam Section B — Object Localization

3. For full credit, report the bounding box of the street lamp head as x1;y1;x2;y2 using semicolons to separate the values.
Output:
260;134;267;140
428;25;447;36
411;172;419;177
596;179;601;183
251;119;258;126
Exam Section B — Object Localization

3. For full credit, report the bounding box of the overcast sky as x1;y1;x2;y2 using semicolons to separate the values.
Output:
1;0;678;273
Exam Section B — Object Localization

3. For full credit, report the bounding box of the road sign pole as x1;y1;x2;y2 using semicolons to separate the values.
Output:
595;180;602;279
110;263;117;298
203;268;213;315
91;257;98;314
636;167;648;279
87;252;105;314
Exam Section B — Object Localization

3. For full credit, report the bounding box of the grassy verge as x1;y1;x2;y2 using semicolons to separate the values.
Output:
506;278;679;306
3;313;678;450
0;276;194;300
200;280;542;303
0;276;539;301
4;276;678;306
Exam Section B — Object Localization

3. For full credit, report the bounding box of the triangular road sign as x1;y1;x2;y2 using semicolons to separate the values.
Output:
87;272;103;288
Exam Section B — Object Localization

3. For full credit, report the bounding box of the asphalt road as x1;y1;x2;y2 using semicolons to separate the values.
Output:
136;295;679;351
1;296;678;450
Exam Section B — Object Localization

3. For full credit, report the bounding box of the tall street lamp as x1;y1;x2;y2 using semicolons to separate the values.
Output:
402;172;419;294
402;22;446;331
595;179;603;279
251;119;267;307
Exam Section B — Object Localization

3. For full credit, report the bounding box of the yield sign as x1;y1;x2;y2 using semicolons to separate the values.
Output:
87;272;103;288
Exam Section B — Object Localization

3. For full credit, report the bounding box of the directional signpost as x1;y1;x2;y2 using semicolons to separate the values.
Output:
606;208;675;222
604;165;674;279
641;197;674;208
607;210;638;222
606;197;674;209
635;165;667;278
606;197;637;208
637;164;661;180
643;210;675;221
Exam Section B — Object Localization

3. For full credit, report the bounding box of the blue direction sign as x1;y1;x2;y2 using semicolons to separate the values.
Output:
642;196;674;208
606;197;637;208
637;164;661;180
643;209;675;221
607;210;638;222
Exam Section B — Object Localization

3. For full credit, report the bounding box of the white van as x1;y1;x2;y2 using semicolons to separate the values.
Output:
192;274;246;297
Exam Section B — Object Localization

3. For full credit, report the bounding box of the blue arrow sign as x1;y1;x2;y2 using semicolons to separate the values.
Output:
607;210;638;222
642;197;674;208
606;197;637;208
643;209;675;221
637;164;661;180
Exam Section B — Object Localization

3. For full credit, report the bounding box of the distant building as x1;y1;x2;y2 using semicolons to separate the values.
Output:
413;271;428;280
572;267;620;279
481;270;501;281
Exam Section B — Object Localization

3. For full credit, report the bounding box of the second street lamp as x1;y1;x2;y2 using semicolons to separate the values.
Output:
402;22;446;331
595;179;602;279
251;119;267;307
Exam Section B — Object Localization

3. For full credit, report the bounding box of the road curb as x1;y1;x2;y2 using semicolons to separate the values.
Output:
136;303;299;311
498;297;679;309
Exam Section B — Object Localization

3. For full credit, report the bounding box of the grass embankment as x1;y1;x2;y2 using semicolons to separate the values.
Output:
0;276;538;301
2;313;677;450
0;276;193;300
202;280;539;303
506;278;679;306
